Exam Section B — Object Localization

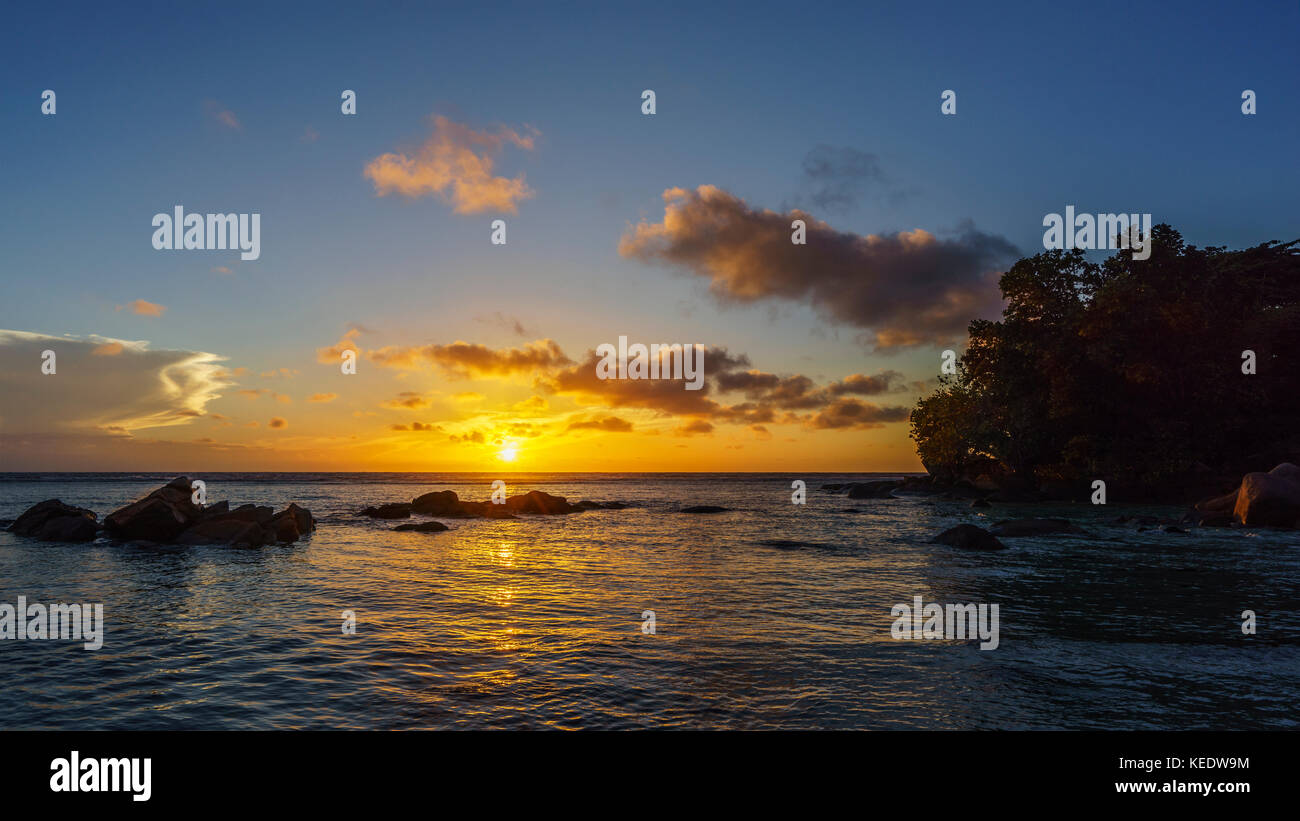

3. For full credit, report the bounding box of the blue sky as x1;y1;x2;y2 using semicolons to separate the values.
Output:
0;0;1296;470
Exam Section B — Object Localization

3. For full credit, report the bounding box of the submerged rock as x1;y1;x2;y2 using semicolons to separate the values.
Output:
7;499;99;542
393;521;450;533
846;481;901;500
681;505;729;513
932;524;1007;551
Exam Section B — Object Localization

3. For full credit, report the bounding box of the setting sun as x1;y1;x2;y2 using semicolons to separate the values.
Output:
496;446;519;462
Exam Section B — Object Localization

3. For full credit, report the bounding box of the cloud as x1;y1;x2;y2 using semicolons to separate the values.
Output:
0;330;228;434
798;145;890;211
204;100;241;130
317;328;363;363
826;370;907;396
674;419;714;436
368;338;572;379
268;417;287;429
808;397;910;429
308;393;338;403
381;391;435;410
619;185;1018;350
364;115;539;214
565;415;634;433
118;299;166;317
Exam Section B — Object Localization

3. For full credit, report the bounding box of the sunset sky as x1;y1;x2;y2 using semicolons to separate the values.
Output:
1;1;1296;471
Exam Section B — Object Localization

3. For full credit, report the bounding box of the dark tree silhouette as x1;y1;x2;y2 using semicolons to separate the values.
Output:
910;225;1300;498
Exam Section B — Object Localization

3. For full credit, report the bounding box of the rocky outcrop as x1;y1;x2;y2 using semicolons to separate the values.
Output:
7;499;99;542
504;490;575;515
10;479;314;547
411;490;461;515
1232;463;1300;527
103;476;203;541
932;524;1007;551
402;489;613;520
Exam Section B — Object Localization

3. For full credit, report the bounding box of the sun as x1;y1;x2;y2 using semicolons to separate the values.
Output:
496;445;519;463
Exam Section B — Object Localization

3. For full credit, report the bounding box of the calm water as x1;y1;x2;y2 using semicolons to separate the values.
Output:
1;473;1297;730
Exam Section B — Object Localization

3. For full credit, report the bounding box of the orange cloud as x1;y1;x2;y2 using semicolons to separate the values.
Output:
119;299;166;317
364;115;538;214
317;328;363;363
308;393;338;403
368;338;571;379
268;417;287;429
92;342;124;356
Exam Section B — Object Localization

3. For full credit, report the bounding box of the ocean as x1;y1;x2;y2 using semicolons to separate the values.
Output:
1;472;1297;730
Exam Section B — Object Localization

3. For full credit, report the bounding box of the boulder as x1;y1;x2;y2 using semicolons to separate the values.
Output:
359;503;411;519
1233;463;1300;527
393;521;449;533
455;501;518;519
7;499;99;542
846;481;900;499
203;504;275;525
275;503;315;536
932;524;1007;551
104;478;205;542
504;490;576;515
411;490;461;515
970;498;991;509
1195;490;1239;513
989;518;1086;537
175;519;266;548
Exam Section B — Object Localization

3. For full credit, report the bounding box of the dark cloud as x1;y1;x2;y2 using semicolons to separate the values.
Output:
620;185;1019;350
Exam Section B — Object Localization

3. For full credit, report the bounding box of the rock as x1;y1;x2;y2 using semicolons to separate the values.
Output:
393;521;450;533
1195;490;1239;513
274;503;315;537
175;519;266;547
201;500;231;517
204;504;274;525
932;524;1007;551
1192;510;1233;527
8;499;99;542
970;498;991;509
846;481;900;499
411;490;460;515
575;500;627;510
1164;525;1188;534
1233;463;1300;527
452;501;516;518
360;503;412;519
104;478;205;541
504;490;576;515
989;518;1086;537
681;505;729;513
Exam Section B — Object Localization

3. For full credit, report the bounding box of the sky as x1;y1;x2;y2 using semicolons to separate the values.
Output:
1;0;1296;471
